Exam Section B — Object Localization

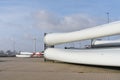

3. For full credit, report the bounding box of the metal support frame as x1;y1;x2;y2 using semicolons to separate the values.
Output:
44;33;54;62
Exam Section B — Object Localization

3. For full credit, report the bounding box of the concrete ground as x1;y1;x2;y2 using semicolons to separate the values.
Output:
0;57;120;80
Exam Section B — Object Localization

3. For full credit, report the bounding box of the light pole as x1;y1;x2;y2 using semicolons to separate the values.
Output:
107;12;110;40
107;12;110;23
13;40;15;52
33;38;36;52
11;38;16;52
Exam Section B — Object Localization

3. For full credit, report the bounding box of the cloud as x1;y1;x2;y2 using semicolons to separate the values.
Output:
35;10;105;32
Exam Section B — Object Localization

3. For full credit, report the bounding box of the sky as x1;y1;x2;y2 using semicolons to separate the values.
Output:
0;0;120;52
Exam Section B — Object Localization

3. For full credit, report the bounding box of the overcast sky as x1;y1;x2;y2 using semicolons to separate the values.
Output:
0;0;120;52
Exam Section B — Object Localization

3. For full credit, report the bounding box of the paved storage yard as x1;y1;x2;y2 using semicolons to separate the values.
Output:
0;57;120;80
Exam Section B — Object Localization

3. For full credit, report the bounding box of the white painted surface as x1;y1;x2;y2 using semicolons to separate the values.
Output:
44;21;120;46
16;54;31;58
92;40;120;47
20;52;33;55
44;21;120;67
44;48;120;67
